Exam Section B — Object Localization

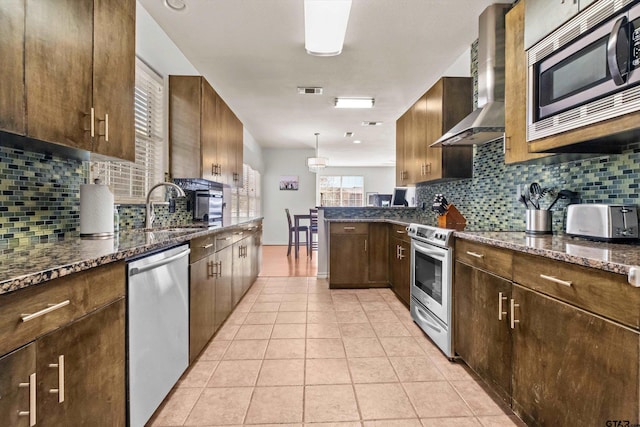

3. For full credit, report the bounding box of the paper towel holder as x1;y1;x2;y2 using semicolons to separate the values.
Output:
80;179;116;239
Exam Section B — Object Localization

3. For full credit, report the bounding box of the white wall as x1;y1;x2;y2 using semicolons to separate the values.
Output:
262;148;316;245
443;47;471;77
316;166;396;205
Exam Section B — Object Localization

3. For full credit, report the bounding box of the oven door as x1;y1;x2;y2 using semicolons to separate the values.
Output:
535;9;631;121
410;239;451;324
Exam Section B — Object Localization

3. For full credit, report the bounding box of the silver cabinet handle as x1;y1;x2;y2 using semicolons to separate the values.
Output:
396;244;400;259
364;239;367;252
466;251;484;259
202;243;213;249
105;113;109;142
129;248;191;276
234;231;244;236
607;15;628;86
398;246;405;260
510;299;520;329
18;373;36;426
90;107;95;137
539;274;572;287
396;230;406;234
217;237;231;241
498;292;508;321
48;355;65;403
343;226;356;231
21;300;70;322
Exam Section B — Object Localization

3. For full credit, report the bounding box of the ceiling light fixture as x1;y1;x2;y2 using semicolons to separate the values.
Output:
335;97;375;109
353;140;362;144
164;0;186;12
297;87;324;95
361;121;383;126
304;0;352;56
307;132;328;173
344;132;354;137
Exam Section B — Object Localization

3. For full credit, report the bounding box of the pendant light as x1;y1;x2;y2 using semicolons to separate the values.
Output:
307;132;328;173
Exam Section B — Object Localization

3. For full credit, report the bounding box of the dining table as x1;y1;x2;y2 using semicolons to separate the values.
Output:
293;213;311;258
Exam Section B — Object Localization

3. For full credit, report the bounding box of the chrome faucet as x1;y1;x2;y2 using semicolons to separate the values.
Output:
145;182;186;229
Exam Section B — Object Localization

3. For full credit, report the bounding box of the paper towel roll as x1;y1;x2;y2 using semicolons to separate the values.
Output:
80;183;114;237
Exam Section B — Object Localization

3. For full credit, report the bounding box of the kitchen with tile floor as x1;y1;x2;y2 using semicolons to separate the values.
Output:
148;273;525;426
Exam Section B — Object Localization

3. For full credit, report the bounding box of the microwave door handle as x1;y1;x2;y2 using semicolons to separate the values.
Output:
607;15;628;86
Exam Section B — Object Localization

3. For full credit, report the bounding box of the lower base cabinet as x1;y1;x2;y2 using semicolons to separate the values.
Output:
454;261;512;405
0;299;125;427
389;236;410;305
511;284;639;426
189;255;216;362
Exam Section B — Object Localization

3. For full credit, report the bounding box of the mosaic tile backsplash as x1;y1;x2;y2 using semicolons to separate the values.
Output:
0;145;191;249
415;139;640;233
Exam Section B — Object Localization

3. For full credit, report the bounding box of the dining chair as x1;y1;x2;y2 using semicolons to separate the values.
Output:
285;208;309;256
309;208;318;258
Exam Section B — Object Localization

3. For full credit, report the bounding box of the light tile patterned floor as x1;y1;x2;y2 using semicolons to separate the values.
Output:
148;277;525;427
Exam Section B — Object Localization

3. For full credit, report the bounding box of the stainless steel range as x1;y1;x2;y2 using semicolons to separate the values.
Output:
407;223;455;358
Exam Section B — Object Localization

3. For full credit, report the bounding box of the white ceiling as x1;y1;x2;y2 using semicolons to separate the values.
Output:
138;0;506;167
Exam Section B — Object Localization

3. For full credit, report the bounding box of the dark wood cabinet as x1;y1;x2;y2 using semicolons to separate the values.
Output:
36;299;125;427
214;244;233;330
22;0;134;159
0;344;36;427
231;235;249;307
25;0;94;151
389;224;410;305
454;261;512;404
92;0;136;161
0;0;26;135
329;222;390;288
395;77;473;185
170;75;243;186
189;255;216;362
511;284;639;426
504;0;549;164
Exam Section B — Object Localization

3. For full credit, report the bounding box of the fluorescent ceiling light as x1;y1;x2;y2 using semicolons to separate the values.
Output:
335;98;375;108
304;0;352;56
353;140;362;144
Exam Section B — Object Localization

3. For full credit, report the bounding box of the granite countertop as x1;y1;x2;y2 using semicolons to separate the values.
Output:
0;217;263;295
455;231;640;277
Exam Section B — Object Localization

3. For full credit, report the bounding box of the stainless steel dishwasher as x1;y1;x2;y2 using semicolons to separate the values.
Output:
127;244;190;427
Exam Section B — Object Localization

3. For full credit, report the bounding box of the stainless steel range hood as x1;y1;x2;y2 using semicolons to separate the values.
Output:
432;3;511;147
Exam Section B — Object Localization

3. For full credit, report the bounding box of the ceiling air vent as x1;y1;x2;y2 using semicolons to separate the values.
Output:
297;87;323;95
361;121;383;126
344;132;354;137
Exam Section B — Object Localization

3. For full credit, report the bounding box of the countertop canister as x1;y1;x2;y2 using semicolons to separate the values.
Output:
80;179;115;238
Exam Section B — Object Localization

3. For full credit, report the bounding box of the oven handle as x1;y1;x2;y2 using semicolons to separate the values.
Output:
412;241;448;261
607;15;628;86
413;305;443;333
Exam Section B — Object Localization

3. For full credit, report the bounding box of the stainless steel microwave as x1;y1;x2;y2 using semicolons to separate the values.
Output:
527;0;640;142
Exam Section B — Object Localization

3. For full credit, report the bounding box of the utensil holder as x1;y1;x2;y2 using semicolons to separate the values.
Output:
526;209;552;235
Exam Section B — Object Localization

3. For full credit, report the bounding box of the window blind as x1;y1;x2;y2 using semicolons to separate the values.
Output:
90;58;165;204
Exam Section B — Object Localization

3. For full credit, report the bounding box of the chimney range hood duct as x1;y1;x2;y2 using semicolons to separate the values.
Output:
432;3;511;147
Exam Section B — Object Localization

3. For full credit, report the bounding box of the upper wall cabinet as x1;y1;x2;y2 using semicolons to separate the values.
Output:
0;1;25;135
524;0;596;50
169;76;243;187
396;77;473;186
504;0;550;164
2;0;136;160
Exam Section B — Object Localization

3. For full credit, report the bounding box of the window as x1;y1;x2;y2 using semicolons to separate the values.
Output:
319;176;364;207
90;58;165;203
231;164;261;218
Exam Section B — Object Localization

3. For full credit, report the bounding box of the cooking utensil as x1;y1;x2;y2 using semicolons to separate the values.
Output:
518;194;530;209
529;183;542;209
547;189;578;210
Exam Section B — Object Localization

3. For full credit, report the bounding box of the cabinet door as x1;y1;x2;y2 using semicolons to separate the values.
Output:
25;0;93;150
454;261;512;404
395;113;407;186
216;96;232;186
330;234;368;286
389;238;410;306
408;95;426;184
169;76;203;179
425;81;444;180
0;0;25;135
232;241;244;306
215;246;233;329
37;299;125;427
234;116;244;188
201;80;218;182
190;256;216;362
504;0;549;164
368;223;389;284
0;343;36;427
511;284;639;426
92;0;135;161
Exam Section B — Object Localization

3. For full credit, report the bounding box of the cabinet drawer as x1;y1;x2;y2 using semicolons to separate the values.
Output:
0;262;125;357
390;224;410;242
455;239;513;279
330;222;368;234
215;231;234;251
513;252;640;329
190;233;217;263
